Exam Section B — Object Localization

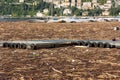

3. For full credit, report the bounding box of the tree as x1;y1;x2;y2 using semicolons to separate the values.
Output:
82;0;92;2
70;6;78;15
88;7;102;16
98;0;107;5
74;9;82;16
109;6;120;16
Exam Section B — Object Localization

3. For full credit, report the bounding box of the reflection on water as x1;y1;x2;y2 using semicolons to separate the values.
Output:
0;17;48;22
1;17;120;22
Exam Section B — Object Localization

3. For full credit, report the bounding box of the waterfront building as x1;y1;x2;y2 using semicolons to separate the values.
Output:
19;0;24;3
77;0;82;9
82;2;92;10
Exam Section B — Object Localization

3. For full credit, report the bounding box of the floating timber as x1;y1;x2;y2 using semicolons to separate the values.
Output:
1;39;120;50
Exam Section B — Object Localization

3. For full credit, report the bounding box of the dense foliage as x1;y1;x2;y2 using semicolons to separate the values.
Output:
0;0;119;17
0;0;18;2
109;6;120;16
0;0;51;17
82;0;92;2
98;0;107;4
88;7;102;16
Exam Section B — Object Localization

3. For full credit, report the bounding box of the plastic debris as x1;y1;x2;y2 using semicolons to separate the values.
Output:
114;27;119;31
72;59;75;63
52;67;62;74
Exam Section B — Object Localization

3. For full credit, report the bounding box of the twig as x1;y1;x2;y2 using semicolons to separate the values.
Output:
52;67;62;74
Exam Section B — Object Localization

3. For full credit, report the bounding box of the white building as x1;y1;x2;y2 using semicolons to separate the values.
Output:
92;0;97;3
102;10;109;16
71;0;76;6
114;0;120;7
82;2;92;10
82;11;88;16
43;0;53;3
77;0;82;9
63;2;70;7
36;11;44;17
53;0;59;5
19;0;24;3
104;0;112;10
63;9;72;15
92;0;99;8
99;0;112;10
43;9;49;14
104;4;112;10
99;5;105;10
106;0;112;4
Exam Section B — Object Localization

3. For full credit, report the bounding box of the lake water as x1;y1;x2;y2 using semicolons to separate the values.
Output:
0;17;48;22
